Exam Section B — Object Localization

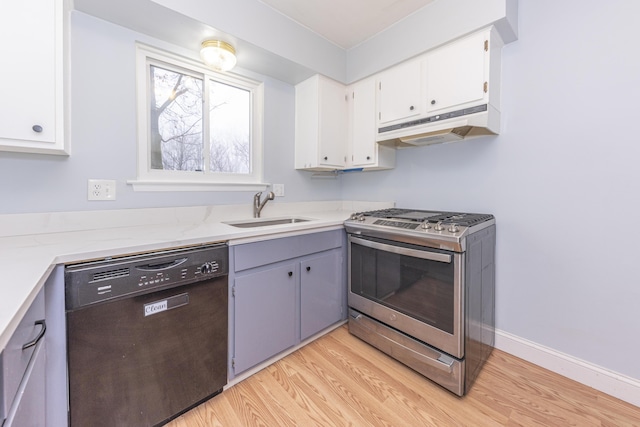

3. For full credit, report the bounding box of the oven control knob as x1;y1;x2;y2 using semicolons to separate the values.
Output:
434;221;445;231
420;221;431;230
448;223;460;233
357;214;366;221
350;213;359;220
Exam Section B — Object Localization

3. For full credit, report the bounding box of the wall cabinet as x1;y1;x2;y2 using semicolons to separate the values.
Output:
0;289;46;426
374;26;502;145
295;74;395;172
425;30;490;115
0;0;67;155
347;77;395;170
295;75;347;170
229;230;346;378
376;58;424;127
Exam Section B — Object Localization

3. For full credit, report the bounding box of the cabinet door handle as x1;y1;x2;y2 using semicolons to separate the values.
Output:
431;100;436;105
22;319;46;350
323;156;328;161
409;105;415;111
288;271;293;277
366;156;371;160
306;266;311;272
32;125;43;133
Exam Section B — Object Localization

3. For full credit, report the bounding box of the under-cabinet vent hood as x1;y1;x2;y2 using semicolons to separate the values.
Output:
377;104;500;148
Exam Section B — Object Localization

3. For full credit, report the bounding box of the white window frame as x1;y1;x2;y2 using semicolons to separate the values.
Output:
129;43;267;192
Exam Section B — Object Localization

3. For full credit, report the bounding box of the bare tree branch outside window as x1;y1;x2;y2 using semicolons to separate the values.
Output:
148;65;252;175
149;65;203;171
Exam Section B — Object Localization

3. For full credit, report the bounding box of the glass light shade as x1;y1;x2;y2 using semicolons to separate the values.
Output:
200;40;237;71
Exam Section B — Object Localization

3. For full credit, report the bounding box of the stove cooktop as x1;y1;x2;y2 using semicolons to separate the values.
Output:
350;208;494;227
345;208;495;251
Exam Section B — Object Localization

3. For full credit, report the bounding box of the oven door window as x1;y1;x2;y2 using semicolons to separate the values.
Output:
350;237;455;334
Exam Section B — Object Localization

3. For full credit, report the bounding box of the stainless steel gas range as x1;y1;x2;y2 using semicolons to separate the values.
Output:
344;208;496;396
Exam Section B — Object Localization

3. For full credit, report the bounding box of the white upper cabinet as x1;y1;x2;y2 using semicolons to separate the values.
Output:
348;77;395;170
0;0;66;155
374;26;502;145
376;58;424;126
295;75;347;171
425;30;489;114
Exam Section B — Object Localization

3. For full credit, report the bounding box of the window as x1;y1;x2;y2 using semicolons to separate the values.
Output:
132;43;266;191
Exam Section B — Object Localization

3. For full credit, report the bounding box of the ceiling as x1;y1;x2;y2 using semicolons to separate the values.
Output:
258;0;436;49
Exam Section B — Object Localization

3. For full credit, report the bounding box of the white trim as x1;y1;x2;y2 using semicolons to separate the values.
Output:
126;179;269;192
495;328;640;407
226;321;347;389
134;42;264;189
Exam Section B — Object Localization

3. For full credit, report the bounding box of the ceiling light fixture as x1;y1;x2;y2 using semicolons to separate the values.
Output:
200;40;237;72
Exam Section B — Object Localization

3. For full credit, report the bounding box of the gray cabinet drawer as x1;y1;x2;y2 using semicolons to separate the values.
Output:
0;289;45;421
233;229;343;272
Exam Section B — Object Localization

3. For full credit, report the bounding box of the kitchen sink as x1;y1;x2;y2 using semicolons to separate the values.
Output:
224;217;312;228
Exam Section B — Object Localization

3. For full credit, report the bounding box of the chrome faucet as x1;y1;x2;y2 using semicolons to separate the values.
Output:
253;191;275;218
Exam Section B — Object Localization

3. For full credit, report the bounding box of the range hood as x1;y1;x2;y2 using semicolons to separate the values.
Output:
377;104;500;148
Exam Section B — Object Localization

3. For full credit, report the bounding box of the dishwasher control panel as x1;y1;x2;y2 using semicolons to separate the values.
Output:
65;243;228;309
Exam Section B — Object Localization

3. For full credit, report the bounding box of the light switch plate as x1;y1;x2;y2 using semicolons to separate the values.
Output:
88;179;116;201
273;184;285;197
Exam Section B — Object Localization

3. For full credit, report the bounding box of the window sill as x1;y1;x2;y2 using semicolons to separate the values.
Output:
127;180;271;192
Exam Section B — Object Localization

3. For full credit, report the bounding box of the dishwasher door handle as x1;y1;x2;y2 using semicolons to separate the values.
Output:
136;257;188;272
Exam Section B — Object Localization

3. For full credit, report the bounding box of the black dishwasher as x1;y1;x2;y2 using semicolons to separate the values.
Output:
65;243;228;427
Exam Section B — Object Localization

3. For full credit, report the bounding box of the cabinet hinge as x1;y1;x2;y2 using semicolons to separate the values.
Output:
484;40;489;52
231;358;235;369
483;82;488;93
232;285;235;297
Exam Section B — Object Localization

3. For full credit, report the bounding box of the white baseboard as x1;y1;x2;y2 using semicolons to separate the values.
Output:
495;328;640;408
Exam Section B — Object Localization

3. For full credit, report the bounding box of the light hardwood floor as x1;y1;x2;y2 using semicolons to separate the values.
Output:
168;326;640;426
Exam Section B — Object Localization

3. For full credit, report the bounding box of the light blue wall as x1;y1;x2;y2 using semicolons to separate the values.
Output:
1;0;638;385
0;11;341;214
341;0;640;379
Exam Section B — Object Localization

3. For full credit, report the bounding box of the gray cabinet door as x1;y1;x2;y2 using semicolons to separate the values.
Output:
3;336;45;427
233;262;297;374
300;249;343;340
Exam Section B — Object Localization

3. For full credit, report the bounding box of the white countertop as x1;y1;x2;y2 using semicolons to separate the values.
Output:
0;200;392;352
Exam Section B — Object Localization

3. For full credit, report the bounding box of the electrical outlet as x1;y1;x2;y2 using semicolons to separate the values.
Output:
273;184;285;197
88;179;116;201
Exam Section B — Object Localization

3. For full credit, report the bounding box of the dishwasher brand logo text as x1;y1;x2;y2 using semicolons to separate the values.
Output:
144;300;168;316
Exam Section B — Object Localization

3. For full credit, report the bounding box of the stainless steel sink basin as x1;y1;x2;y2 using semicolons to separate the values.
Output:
224;217;311;228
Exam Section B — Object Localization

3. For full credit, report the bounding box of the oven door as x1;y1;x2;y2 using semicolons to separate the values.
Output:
348;234;464;359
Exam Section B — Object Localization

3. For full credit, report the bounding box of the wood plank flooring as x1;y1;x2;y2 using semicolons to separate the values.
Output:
167;326;640;426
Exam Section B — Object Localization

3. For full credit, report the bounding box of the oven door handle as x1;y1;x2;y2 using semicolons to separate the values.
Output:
350;236;452;263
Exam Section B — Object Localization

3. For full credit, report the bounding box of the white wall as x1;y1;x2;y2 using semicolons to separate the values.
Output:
0;11;341;214
342;0;640;380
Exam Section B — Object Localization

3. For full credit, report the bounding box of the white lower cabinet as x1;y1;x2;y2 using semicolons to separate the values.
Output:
229;230;346;378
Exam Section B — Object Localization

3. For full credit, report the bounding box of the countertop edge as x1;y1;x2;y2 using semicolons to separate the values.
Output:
0;215;350;353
